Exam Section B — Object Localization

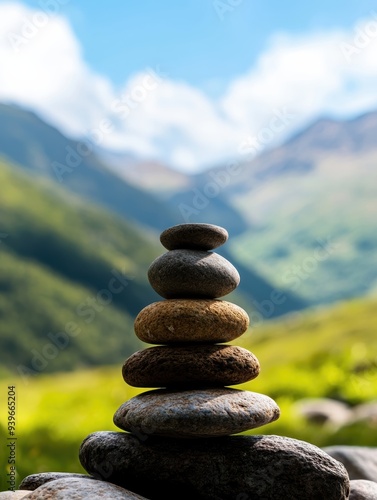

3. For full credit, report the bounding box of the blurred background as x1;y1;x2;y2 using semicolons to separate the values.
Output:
0;0;377;488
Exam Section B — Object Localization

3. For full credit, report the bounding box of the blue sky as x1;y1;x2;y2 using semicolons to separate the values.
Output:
16;0;377;88
1;0;377;171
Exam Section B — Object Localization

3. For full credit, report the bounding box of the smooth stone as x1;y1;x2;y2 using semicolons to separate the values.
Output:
20;472;95;490
350;480;377;499
122;345;260;387
22;477;147;499
352;401;377;424
294;398;352;426
134;299;249;344
160;223;228;251
324;445;377;481
148;250;240;299
0;492;30;499
113;388;280;438
79;432;350;500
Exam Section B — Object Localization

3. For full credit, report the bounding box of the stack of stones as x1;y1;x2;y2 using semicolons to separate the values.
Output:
77;223;350;499
113;222;280;439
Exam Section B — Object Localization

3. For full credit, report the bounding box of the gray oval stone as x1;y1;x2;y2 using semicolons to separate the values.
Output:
22;477;147;499
350;479;377;499
122;345;260;387
160;223;228;251
324;445;377;481
19;472;95;491
148;250;240;299
0;492;30;499
79;432;350;500
113;388;279;438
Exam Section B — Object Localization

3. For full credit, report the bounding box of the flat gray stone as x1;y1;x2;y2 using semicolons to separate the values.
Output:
19;473;94;491
134;299;249;344
160;223;228;251
79;432;350;500
350;480;377;499
324;445;377;481
352;401;377;424
0;492;30;499
113;388;279;438
122;345;260;387
22;477;147;499
294;398;352;426
148;250;240;299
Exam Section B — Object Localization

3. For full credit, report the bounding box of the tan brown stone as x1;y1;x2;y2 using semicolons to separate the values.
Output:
134;299;249;344
122;345;260;387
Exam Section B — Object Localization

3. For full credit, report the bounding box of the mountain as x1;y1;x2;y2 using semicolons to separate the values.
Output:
0;103;180;232
0;155;308;375
3;101;375;309
0;102;307;319
97;150;191;196
0;101;251;234
168;111;377;306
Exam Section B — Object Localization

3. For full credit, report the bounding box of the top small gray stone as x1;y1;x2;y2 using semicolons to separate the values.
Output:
160;223;228;251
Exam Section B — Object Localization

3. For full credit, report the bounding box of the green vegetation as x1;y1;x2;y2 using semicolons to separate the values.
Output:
1;296;376;489
238;296;377;445
0;159;163;375
230;158;377;305
0;157;303;379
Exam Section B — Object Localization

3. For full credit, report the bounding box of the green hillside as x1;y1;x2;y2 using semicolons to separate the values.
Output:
0;158;163;375
229;152;377;305
0;103;180;231
0;103;308;319
0;158;287;376
1;295;376;489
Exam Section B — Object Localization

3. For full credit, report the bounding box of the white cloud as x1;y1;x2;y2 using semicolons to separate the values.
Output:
0;2;377;172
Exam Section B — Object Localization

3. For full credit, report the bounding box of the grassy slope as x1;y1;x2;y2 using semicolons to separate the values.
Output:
0;158;298;376
1;295;376;488
0;159;164;374
230;152;377;305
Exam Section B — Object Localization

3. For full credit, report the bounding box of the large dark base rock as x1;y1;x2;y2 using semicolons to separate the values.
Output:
79;431;350;500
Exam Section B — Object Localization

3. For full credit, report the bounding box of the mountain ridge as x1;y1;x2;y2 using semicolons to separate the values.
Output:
0;102;307;317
